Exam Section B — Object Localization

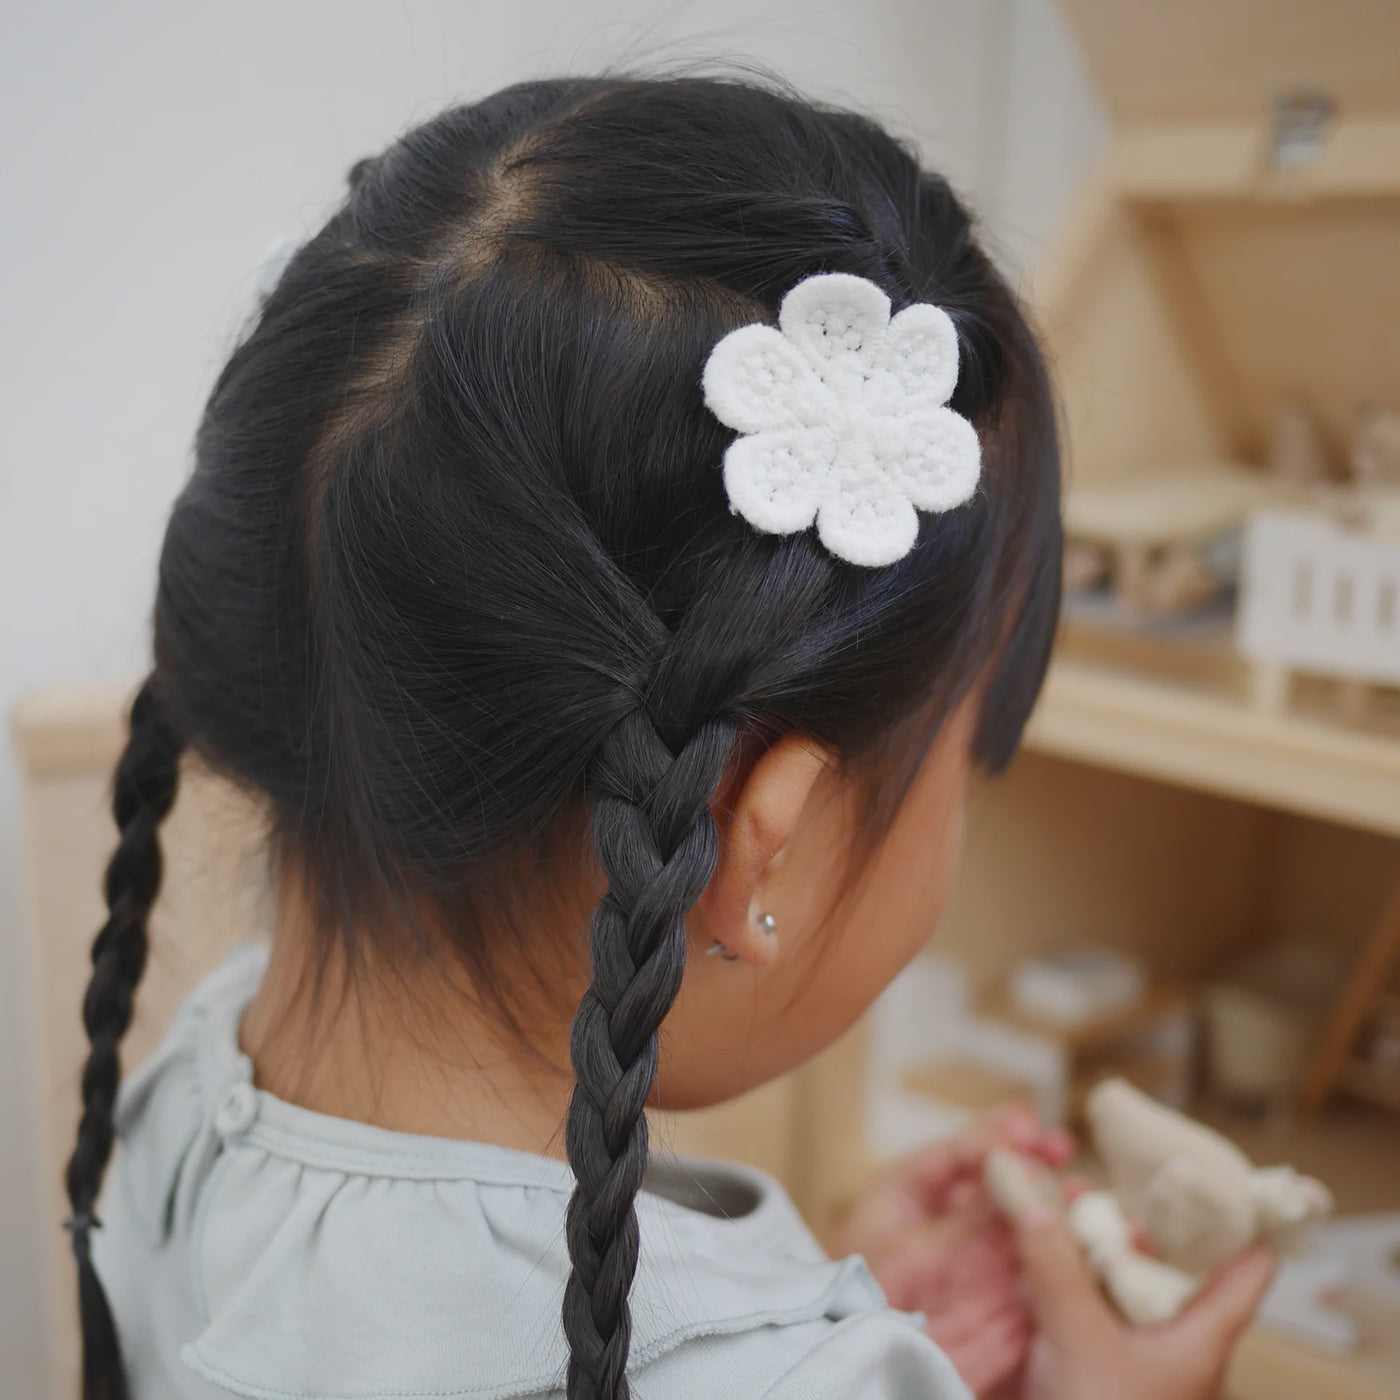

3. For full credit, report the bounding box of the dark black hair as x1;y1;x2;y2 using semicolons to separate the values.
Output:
66;74;1060;1400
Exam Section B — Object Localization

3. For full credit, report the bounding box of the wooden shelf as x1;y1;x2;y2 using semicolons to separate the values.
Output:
10;679;133;778
980;979;1194;1053
1339;1060;1400;1114
1025;658;1400;838
1231;1322;1400;1400
1205;1102;1400;1400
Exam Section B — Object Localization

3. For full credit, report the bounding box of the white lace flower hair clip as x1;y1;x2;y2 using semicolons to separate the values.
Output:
702;272;982;567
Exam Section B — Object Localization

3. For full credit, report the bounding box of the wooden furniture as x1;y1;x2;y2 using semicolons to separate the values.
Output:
1065;462;1282;615
1298;880;1400;1116
982;979;1196;1120
1034;0;1400;1142
1016;5;1400;1392
1238;502;1400;718
894;4;1400;1394
894;976;1196;1127
1003;9;1400;1390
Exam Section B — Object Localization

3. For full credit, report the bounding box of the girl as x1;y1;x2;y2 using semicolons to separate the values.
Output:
66;76;1274;1400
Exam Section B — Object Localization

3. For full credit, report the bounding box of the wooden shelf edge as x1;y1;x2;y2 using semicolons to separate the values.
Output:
1339;1060;1400;1114
1102;119;1400;200
1025;659;1400;837
9;680;136;780
1230;1325;1398;1400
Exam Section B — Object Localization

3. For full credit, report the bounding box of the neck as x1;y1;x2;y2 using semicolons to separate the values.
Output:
240;875;580;1159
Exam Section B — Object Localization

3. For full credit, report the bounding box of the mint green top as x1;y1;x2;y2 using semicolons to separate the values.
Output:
94;943;972;1400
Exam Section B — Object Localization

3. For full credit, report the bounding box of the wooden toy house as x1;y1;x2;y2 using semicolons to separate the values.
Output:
807;4;1400;1393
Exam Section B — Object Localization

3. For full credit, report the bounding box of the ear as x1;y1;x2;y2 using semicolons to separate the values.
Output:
694;733;831;967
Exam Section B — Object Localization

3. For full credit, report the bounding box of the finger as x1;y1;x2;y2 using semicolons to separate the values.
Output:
888;1137;985;1209
874;1213;1020;1302
1060;1173;1094;1203
922;1197;1022;1264
1016;1208;1117;1342
946;1178;986;1212
867;1214;963;1296
924;1243;1024;1293
979;1102;1074;1169
1174;1244;1277;1351
979;1100;1043;1145
1035;1125;1076;1166
926;1291;1031;1353
938;1308;1032;1398
880;1204;994;1255
898;1104;1044;1200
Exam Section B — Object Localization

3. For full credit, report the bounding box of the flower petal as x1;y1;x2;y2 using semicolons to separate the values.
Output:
702;323;826;434
871;406;983;514
867;302;961;410
815;440;920;567
779;273;892;390
722;426;834;536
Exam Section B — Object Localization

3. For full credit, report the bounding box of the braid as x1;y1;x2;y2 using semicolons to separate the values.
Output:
562;708;737;1400
64;678;183;1400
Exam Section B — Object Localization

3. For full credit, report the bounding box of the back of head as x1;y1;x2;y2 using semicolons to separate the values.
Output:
66;75;1060;1400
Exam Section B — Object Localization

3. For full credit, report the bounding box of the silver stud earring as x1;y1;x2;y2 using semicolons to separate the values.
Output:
757;912;777;935
706;939;739;962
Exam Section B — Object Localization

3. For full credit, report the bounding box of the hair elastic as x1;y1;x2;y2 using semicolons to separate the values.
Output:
62;1210;101;1260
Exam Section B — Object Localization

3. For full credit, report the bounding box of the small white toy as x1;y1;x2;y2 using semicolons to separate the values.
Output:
986;1077;1333;1326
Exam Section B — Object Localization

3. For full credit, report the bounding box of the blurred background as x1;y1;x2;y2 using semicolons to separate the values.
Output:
4;3;1399;1398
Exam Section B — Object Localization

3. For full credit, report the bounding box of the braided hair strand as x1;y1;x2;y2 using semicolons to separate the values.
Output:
563;712;736;1399
64;680;183;1400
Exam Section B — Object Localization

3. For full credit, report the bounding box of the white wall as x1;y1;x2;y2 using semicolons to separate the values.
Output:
0;0;1101;1388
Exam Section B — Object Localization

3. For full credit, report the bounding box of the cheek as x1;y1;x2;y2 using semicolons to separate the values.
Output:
777;743;971;1065
827;786;968;1016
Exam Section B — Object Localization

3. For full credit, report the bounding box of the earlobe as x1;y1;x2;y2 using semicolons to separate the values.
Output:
695;733;831;967
738;902;781;968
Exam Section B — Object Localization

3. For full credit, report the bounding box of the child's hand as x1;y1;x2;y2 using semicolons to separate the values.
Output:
831;1105;1072;1397
832;1103;1073;1263
1014;1207;1277;1400
867;1194;1032;1397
